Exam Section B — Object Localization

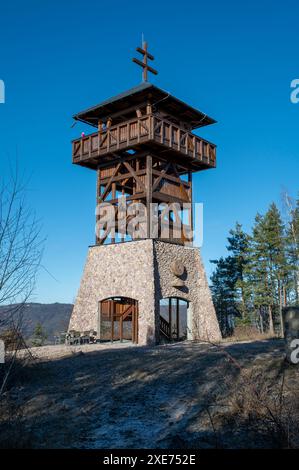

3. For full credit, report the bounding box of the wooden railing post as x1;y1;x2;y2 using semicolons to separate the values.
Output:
72;114;216;168
137;118;140;144
107;130;110;153
169;124;173;148
117;126;120;150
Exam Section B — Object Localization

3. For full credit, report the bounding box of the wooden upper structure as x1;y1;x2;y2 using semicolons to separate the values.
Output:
72;82;216;172
72;48;217;246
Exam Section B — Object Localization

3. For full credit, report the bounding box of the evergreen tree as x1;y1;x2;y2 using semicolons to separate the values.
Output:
285;195;299;304
211;198;298;338
210;256;238;336
226;222;249;322
244;213;274;333
244;204;287;335
210;222;249;336
32;322;47;347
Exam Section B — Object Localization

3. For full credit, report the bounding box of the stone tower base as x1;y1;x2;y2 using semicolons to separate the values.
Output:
69;239;221;345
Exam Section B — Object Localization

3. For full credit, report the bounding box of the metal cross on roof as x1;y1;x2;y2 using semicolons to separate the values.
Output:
132;41;158;82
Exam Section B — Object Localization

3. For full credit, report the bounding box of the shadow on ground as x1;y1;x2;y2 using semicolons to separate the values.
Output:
0;339;295;449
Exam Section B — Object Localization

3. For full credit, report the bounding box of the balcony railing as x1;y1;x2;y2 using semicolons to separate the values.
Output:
72;114;216;167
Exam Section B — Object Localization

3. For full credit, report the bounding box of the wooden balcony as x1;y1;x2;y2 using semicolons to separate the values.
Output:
72;114;216;170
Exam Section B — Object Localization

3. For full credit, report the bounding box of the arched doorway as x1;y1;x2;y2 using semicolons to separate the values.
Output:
159;297;189;342
99;297;138;343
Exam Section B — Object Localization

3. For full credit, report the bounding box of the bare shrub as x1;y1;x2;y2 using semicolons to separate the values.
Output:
0;390;37;448
0;328;25;351
206;343;299;448
0;167;43;396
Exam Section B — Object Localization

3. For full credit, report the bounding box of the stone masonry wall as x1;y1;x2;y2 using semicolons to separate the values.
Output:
69;239;221;344
153;241;221;342
69;240;157;344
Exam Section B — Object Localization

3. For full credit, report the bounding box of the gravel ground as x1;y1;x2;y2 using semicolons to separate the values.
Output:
23;341;136;361
1;339;298;449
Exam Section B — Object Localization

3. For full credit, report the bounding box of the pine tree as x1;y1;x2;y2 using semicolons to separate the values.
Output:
285;195;299;304
243;214;269;332
32;322;47;347
226;222;249;322
244;205;287;335
293;197;299;301
210;222;249;336
210;256;238;336
211;199;298;337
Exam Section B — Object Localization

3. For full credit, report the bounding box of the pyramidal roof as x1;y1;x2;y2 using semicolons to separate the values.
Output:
73;82;216;130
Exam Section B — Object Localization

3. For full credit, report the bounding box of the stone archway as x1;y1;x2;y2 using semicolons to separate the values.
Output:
159;297;189;342
99;297;138;343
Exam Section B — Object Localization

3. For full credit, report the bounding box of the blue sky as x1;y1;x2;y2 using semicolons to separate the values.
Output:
0;0;298;303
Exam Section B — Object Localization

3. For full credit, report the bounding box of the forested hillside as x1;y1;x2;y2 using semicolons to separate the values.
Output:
0;303;73;344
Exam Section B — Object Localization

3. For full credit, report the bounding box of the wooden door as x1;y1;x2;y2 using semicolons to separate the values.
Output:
100;298;138;343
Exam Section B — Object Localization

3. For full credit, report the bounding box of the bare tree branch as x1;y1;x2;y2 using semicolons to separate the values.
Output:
0;167;44;395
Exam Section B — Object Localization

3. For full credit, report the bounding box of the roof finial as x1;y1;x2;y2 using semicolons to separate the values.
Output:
132;38;158;82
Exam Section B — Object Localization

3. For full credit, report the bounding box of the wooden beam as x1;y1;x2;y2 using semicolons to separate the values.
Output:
146;155;152;238
103;193;146;205
136;46;154;60
132;58;158;76
105;101;149;122
123;161;146;192
152;168;191;187
100;169;146;185
188;171;193;235
152;191;189;204
152;162;171;192
99;163;121;202
96;151;148;169
111;182;116;243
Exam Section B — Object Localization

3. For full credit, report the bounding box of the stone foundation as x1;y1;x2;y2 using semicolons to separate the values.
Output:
69;239;221;344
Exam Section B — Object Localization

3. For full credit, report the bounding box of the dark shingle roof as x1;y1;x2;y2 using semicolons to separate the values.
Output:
73;82;216;130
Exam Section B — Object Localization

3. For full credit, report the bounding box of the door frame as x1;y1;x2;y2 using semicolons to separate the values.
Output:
99;297;138;343
159;297;189;342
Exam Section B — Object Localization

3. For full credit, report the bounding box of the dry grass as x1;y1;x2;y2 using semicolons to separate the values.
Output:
205;343;299;448
222;325;275;343
0;340;298;449
0;394;37;448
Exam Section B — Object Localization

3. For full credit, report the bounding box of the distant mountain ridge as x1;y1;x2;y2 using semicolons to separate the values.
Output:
0;303;73;343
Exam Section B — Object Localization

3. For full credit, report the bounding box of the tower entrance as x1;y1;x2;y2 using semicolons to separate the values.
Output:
99;297;138;343
159;298;189;342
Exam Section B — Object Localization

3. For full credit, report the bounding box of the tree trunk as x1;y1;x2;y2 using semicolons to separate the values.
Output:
278;285;284;338
259;307;264;334
268;304;275;336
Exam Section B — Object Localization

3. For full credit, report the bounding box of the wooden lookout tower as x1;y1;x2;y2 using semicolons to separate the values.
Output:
68;42;221;345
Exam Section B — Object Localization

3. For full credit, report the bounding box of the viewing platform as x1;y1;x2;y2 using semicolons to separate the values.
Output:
72;114;216;170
